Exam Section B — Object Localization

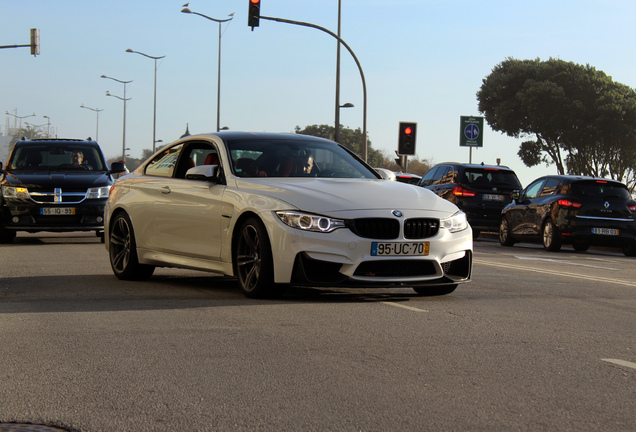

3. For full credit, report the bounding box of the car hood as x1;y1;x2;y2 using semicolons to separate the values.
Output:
236;178;461;217
2;170;112;188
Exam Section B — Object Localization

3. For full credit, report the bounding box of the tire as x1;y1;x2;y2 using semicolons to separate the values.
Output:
572;242;589;252
109;212;155;280
542;220;562;252
623;243;636;257
499;217;515;247
233;217;285;298
413;285;458;296
0;226;16;244
472;229;481;240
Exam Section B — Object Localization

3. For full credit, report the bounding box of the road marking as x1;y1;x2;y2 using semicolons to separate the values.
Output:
474;259;636;288
381;302;428;312
602;358;636;370
515;256;618;271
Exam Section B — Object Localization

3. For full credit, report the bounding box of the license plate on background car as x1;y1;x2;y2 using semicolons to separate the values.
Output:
40;207;75;215
483;194;504;201
592;228;619;235
371;242;430;256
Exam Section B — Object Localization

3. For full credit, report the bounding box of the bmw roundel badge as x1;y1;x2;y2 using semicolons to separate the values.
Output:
392;210;403;217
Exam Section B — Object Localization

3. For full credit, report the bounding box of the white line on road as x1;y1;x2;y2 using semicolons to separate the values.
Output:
381;302;428;312
602;358;636;370
515;256;618;270
474;259;636;288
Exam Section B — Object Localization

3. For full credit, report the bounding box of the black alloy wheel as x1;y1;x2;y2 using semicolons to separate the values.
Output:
109;212;155;280
234;217;284;298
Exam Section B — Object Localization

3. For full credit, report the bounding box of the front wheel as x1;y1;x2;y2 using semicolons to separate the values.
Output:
233;217;285;298
109;212;155;280
413;284;457;296
623;242;636;257
0;226;16;244
542;220;562;252
499;217;515;247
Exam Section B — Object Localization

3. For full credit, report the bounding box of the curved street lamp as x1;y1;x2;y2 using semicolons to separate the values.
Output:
126;49;165;153
181;7;234;132
102;75;132;164
80;104;104;142
5;111;35;130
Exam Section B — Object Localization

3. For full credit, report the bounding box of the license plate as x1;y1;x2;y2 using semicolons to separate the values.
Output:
371;242;429;256
592;227;618;235
41;207;75;215
483;194;504;201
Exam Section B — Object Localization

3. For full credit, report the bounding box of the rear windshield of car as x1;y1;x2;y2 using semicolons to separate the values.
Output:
464;168;521;188
570;180;631;199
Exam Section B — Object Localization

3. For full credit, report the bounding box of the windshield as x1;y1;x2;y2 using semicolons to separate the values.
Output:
464;168;521;188
225;138;379;179
570;180;631;199
8;145;106;171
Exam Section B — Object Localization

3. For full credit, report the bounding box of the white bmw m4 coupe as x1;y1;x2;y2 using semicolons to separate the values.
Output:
105;132;472;298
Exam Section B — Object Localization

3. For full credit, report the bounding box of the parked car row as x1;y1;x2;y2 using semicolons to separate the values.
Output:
417;162;636;256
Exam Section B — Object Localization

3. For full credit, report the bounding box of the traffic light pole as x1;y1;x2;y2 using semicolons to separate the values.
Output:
259;15;368;162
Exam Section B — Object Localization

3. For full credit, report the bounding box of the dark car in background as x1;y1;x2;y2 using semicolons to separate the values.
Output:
499;175;636;255
419;162;522;238
0;138;125;243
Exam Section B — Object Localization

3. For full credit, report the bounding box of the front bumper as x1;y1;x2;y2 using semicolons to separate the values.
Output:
1;200;106;233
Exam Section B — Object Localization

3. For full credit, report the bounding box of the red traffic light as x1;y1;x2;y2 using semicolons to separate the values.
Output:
404;127;413;135
250;0;260;3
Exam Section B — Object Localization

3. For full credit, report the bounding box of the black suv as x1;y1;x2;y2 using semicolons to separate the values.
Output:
418;162;522;238
0;138;125;243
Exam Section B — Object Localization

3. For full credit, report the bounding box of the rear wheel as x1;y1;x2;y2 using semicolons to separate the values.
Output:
109;212;155;280
234;217;285;298
413;284;457;296
499;217;515;247
623;242;636;257
0;226;16;244
542;220;562;252
572;242;589;252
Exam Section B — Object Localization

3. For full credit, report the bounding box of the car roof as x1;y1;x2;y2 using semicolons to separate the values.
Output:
16;138;100;146
183;131;336;144
539;174;625;184
433;162;514;171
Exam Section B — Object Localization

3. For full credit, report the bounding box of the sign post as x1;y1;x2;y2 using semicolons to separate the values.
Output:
460;116;484;163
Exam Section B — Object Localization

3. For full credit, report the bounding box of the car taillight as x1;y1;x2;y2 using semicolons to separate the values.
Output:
629;205;636;212
557;199;582;208
453;186;477;197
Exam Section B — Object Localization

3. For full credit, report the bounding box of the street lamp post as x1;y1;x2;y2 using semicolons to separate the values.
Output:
42;115;51;137
102;75;132;164
126;49;165;153
181;7;234;132
5;111;35;130
80;104;103;142
336;103;354;141
334;0;343;143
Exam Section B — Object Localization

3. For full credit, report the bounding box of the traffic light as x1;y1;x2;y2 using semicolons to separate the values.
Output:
397;121;417;155
248;0;260;29
30;28;40;56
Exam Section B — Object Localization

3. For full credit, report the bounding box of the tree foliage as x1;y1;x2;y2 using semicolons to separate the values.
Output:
477;57;636;189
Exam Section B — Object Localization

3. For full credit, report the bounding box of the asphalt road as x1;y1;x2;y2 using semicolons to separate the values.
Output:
0;232;635;432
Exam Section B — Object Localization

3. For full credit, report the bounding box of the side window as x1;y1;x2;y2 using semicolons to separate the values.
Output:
540;178;560;197
524;179;546;199
432;166;450;185
145;144;183;178
419;167;439;186
176;142;218;179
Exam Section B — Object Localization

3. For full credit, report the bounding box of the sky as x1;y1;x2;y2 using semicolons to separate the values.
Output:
3;0;636;187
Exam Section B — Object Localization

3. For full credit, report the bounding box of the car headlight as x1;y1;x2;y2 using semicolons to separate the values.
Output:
2;185;30;200
85;186;110;199
440;211;469;233
276;211;346;233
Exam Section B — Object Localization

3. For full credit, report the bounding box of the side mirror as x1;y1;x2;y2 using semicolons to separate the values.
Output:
109;161;127;175
185;164;220;182
511;190;520;201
